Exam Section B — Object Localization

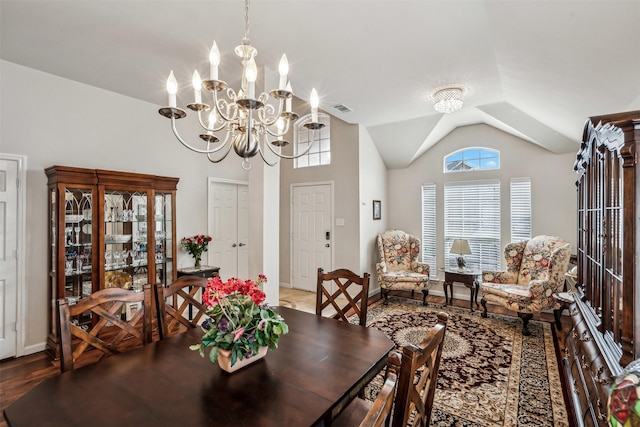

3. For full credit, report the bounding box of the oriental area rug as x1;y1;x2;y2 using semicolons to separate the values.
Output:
361;298;569;427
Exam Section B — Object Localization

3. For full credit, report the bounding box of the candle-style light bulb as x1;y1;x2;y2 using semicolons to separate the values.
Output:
276;117;285;134
166;70;178;108
192;70;202;104
209;41;220;80
278;54;289;90
246;56;257;99
285;82;293;112
207;110;216;135
310;88;319;122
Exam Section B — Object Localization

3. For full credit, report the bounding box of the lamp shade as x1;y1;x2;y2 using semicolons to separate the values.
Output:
450;239;472;255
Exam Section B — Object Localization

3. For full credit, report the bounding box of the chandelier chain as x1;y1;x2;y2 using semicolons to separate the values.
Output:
243;0;251;44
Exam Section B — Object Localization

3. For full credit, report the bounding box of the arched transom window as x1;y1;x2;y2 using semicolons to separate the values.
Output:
444;147;500;173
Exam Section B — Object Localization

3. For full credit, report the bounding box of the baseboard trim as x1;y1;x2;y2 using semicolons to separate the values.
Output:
24;342;47;356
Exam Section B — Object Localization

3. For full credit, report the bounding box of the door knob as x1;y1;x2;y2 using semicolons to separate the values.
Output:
238;243;246;247
232;243;237;248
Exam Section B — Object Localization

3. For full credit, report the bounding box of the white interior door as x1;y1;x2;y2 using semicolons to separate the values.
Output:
291;183;332;292
208;181;249;280
0;159;18;359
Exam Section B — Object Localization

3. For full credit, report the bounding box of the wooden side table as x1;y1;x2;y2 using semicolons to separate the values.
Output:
177;265;220;279
443;269;481;311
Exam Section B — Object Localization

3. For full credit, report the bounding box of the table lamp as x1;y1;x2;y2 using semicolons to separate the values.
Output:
450;239;472;270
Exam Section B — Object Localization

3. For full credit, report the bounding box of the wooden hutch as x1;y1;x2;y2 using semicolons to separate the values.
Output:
565;111;640;425
45;166;178;357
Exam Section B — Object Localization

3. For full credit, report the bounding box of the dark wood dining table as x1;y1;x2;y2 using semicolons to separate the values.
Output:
4;307;394;427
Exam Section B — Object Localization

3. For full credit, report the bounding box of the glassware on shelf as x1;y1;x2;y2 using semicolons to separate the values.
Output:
65;227;73;245
105;250;112;269
112;251;123;269
74;226;81;245
65;260;73;275
76;256;83;274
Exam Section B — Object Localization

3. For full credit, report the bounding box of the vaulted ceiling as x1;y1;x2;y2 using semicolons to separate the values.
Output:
2;1;639;168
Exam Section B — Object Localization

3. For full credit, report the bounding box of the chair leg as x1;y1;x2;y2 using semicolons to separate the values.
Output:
553;308;563;331
383;288;389;305
421;289;429;306
518;312;533;336
480;298;488;318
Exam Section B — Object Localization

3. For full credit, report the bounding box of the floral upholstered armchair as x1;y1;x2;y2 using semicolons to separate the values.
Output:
376;230;430;305
480;235;571;335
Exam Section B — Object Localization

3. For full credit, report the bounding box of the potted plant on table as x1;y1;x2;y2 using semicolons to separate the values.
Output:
181;234;212;269
189;275;289;372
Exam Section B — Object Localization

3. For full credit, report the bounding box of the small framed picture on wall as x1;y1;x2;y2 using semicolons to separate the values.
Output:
373;200;381;220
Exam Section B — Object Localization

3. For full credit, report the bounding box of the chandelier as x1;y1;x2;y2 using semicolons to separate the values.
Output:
432;86;466;114
158;0;324;170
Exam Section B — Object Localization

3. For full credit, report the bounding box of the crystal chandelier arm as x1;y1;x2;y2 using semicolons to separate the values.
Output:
263;129;319;159
170;117;227;154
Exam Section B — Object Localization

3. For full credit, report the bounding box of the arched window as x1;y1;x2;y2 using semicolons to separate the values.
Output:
294;113;331;168
444;147;499;172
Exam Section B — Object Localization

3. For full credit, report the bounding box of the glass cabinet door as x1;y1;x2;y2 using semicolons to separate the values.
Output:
104;191;148;294
154;192;174;286
63;189;93;298
62;188;94;327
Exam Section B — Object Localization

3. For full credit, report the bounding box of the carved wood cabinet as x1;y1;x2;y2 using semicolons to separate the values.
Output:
45;166;179;356
565;111;640;426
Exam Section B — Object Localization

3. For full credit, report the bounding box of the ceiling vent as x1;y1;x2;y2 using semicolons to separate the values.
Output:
332;104;353;113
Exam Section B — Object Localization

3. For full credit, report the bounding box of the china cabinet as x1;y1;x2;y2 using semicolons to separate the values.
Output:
564;111;640;426
45;166;178;357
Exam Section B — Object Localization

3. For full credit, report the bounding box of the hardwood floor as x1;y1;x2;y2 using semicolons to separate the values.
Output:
0;289;572;427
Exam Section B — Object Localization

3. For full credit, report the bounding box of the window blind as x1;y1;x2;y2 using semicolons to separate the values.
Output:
421;183;437;278
444;180;501;270
510;178;532;242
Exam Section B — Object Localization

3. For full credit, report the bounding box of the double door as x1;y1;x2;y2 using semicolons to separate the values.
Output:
46;166;178;356
208;181;248;279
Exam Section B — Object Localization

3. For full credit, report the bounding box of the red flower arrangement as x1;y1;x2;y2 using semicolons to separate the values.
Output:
181;234;212;267
190;275;288;367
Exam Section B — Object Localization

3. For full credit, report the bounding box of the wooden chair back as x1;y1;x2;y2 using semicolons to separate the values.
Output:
57;285;153;372
153;276;209;340
359;351;402;427
392;312;449;427
316;268;370;326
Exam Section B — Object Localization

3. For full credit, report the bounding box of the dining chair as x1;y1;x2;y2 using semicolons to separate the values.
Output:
57;285;153;372
316;268;370;326
391;311;449;427
153;275;209;340
332;351;402;427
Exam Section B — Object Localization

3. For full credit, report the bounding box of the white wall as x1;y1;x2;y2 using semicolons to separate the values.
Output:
388;124;578;285
0;60;250;351
358;125;388;293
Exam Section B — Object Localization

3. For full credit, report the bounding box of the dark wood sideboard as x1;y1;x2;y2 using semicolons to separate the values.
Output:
564;111;640;426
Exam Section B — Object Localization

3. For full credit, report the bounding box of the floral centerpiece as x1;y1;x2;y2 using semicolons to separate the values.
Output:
190;275;288;371
181;234;212;269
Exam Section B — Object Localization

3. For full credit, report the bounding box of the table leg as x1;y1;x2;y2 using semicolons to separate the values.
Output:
469;283;474;311
474;279;480;308
443;281;452;305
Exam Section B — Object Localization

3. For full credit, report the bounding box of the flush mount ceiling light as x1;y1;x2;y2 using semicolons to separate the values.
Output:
432;86;466;114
